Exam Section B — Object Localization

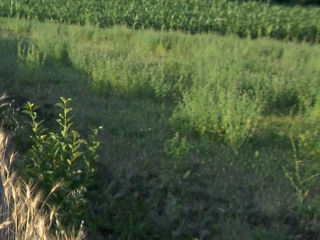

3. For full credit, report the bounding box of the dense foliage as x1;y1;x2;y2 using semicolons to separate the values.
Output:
22;98;100;227
0;18;319;239
0;0;319;42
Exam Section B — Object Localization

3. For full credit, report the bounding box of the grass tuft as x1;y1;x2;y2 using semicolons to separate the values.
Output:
0;128;86;240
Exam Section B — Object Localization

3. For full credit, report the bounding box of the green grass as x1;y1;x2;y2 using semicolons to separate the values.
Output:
0;0;320;42
0;18;319;239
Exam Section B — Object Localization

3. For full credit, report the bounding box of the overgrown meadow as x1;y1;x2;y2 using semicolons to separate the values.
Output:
0;3;319;240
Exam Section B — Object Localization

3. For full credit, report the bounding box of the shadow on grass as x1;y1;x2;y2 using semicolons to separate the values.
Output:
0;33;257;240
0;33;177;239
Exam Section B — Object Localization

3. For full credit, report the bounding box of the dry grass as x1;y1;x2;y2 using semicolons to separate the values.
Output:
0;128;86;240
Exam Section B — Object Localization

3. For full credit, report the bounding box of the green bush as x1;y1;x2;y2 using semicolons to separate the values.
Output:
172;86;261;151
22;97;100;227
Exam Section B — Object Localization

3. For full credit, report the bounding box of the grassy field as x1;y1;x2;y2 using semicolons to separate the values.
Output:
0;0;320;42
0;16;319;240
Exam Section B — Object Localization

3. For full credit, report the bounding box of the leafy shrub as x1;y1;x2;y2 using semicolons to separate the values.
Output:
22;97;100;227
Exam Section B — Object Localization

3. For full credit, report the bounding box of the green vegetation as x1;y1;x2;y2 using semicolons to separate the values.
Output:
268;0;319;4
0;16;319;240
0;0;320;42
22;98;100;227
0;130;85;240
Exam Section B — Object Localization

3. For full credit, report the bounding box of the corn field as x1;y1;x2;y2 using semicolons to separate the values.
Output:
0;0;319;42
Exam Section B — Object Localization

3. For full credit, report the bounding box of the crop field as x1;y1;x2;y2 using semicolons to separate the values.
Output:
0;1;319;240
0;0;320;42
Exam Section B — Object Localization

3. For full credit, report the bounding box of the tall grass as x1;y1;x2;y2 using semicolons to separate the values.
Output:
1;18;319;148
0;19;319;239
0;129;86;240
172;85;261;150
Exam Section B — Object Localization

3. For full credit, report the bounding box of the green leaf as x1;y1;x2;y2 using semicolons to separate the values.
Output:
67;159;72;166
